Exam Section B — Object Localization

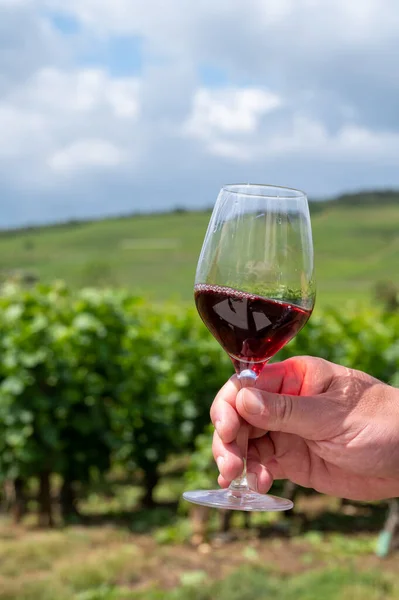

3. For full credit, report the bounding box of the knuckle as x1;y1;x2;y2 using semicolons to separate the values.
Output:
212;429;220;445
212;431;220;453
274;394;293;425
209;406;217;424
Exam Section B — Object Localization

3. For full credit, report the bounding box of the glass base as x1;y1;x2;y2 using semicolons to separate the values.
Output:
182;488;294;512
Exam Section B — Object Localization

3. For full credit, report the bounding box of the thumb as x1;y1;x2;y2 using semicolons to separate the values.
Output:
236;387;332;440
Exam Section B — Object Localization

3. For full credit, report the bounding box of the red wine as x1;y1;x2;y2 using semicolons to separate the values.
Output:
195;284;312;375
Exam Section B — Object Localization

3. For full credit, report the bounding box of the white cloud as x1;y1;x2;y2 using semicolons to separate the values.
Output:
0;66;140;190
24;68;141;118
274;118;399;165
184;108;399;166
48;139;125;173
0;106;45;158
107;80;140;118
185;88;281;138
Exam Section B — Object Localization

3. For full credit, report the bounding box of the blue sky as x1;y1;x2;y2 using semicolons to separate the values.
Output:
1;0;399;228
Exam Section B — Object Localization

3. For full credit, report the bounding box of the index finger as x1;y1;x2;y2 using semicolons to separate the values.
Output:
256;356;333;396
210;375;241;444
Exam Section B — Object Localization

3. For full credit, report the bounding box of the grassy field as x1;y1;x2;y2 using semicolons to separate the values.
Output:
1;202;399;309
0;487;397;600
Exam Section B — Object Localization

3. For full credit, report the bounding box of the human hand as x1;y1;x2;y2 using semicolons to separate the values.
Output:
211;357;399;501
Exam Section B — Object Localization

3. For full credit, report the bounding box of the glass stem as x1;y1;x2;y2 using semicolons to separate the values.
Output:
228;369;257;495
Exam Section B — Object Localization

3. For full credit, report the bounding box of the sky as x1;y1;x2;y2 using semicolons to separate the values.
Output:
1;0;399;228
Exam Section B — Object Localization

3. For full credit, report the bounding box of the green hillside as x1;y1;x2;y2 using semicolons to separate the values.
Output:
1;192;399;309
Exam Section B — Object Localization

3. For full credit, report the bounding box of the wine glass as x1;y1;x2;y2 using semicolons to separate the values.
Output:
183;184;315;511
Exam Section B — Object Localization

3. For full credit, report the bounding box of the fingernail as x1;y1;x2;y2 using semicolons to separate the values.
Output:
216;456;225;472
247;473;258;492
242;389;263;415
